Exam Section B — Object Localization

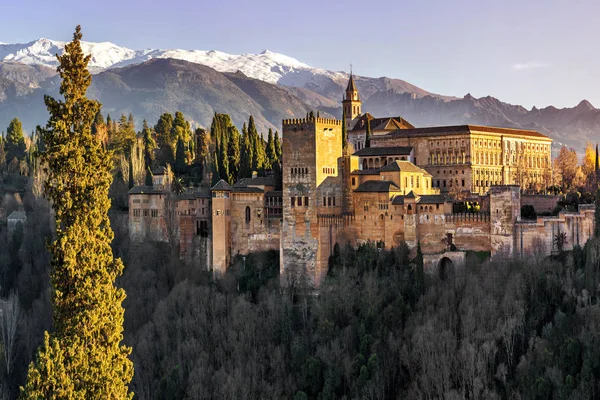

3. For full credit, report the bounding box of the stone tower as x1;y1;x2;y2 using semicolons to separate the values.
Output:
280;116;342;288
490;185;521;257
211;180;232;277
342;73;361;130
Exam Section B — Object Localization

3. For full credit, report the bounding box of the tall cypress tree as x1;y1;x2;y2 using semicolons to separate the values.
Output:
141;120;156;171
155;113;174;166
239;123;252;180
248;115;265;173
274;130;282;162
227;125;241;184
265;128;276;170
364;118;371;148
21;26;133;399
174;137;187;174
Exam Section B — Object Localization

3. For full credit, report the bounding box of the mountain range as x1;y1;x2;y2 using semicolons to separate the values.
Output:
0;37;598;150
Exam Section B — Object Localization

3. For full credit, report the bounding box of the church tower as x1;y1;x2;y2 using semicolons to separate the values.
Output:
342;73;361;129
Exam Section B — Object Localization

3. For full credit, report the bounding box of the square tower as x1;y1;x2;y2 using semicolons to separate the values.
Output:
280;116;342;288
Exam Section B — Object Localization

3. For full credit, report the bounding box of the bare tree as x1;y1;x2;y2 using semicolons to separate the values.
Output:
0;291;20;376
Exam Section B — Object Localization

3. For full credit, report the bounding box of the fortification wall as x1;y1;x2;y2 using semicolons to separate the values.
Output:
417;213;491;254
521;195;560;214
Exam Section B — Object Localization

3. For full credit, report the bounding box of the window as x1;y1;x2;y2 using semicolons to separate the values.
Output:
462;179;465;187
352;177;356;185
333;197;336;207
305;197;309;207
151;209;158;217
143;209;149;217
327;197;332;207
133;209;140;217
245;206;251;223
416;177;420;188
323;197;327;206
298;197;302;206
133;199;141;204
291;197;296;207
364;201;369;212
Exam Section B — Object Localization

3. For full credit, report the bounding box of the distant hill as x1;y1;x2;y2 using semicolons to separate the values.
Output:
0;36;598;149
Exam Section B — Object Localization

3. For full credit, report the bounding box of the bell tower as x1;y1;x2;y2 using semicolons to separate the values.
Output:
342;71;361;129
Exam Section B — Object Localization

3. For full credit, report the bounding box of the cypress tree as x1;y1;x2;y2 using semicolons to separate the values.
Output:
274;130;282;162
248;116;265;173
265;128;276;170
595;143;599;183
141;120;156;171
172;111;192;144
227;126;241;183
195;128;210;165
239;123;252;180
365;118;371;148
415;241;425;296
21;25;133;399
174;137;187;174
0;135;5;167
5;117;26;164
145;167;153;186
155;113;174;166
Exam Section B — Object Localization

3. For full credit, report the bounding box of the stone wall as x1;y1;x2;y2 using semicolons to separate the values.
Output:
521;195;560;214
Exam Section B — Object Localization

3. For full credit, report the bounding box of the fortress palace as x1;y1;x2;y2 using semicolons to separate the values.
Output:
129;75;594;287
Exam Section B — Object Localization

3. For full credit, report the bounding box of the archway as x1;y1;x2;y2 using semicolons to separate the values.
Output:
438;257;455;281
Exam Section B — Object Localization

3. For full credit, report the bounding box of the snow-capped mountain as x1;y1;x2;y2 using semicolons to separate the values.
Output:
0;38;351;87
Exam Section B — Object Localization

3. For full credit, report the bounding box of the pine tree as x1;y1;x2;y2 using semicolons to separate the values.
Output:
227;126;241;184
265;128;276;170
5;117;26;164
274;130;282;162
239;123;253;180
364;118;371;148
141;120;156;171
21;26;133;399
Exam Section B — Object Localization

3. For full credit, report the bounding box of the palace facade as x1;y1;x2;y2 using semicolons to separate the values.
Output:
128;75;593;288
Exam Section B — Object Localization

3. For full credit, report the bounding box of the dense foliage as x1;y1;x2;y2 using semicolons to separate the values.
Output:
20;26;133;399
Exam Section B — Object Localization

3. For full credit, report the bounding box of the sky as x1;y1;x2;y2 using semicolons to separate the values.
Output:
1;0;598;109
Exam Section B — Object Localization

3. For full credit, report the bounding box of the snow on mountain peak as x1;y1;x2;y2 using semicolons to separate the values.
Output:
0;37;345;87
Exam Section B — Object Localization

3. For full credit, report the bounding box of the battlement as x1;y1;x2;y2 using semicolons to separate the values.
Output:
282;116;342;126
445;212;490;223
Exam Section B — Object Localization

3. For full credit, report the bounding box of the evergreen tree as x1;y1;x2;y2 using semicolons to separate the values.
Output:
265;128;276;170
239;123;253;180
141;120;156;171
227;126;241;184
174;137;187;174
21;25;133;399
596;143;599;182
112;114;136;155
5;117;26;164
248;116;266;173
171;111;192;144
365;118;371;148
274;130;282;162
195;128;210;165
155;113;174;166
145;167;153;186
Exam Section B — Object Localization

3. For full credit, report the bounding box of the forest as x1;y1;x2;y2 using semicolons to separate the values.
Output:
2;72;600;398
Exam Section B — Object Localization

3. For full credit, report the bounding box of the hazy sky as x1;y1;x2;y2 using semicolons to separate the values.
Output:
2;0;598;109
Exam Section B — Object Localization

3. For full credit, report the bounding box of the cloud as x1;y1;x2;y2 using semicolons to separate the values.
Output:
511;61;550;71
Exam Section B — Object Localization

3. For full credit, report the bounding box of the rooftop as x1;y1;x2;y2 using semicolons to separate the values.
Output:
212;180;233;191
128;185;166;195
379;160;431;176
354;180;401;193
379;124;551;140
350;113;415;132
353;146;413;157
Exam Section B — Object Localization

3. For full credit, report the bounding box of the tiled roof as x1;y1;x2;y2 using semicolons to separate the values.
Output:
232;187;264;193
212;180;233;191
350;169;380;175
353;146;413;157
233;176;277;188
379;160;431;175
265;191;283;197
354;180;400;193
128;185;166;195
350;113;415;132
380;125;551;140
391;193;448;205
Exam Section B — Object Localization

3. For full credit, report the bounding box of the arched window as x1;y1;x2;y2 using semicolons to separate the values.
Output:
245;206;251;223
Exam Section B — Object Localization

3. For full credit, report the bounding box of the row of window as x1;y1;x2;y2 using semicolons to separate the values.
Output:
322;167;336;175
291;167;309;176
323;196;336;207
132;198;150;204
435;179;465;188
132;209;159;217
291;197;310;207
